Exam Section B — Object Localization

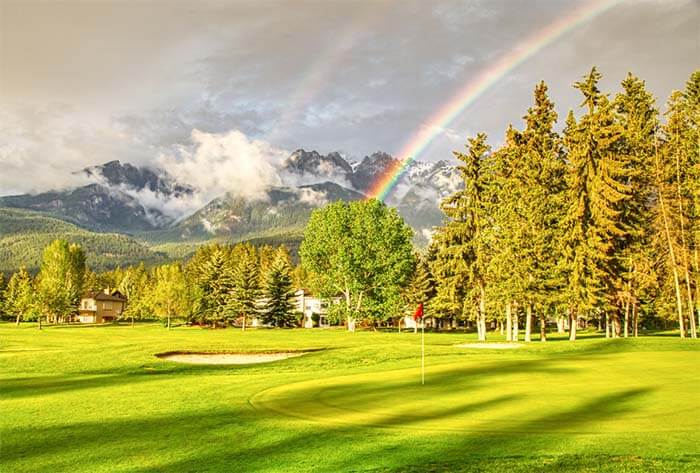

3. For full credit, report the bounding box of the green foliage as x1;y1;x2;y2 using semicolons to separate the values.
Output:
150;263;189;329
432;134;491;337
0;208;167;273
300;199;415;328
36;240;86;322
230;244;261;327
562;68;629;317
3;267;37;322
260;247;297;327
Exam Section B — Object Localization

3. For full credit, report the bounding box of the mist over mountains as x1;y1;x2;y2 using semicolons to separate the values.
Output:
0;147;460;247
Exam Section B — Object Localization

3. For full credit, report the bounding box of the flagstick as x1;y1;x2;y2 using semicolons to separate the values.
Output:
421;317;425;385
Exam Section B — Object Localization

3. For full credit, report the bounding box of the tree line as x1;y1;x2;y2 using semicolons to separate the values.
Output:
424;68;699;341
0;241;302;329
1;67;697;342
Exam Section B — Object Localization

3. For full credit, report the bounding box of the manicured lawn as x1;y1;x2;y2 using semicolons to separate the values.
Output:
1;323;698;472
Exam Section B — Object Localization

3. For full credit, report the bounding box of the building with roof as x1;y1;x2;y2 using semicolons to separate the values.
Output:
78;289;127;323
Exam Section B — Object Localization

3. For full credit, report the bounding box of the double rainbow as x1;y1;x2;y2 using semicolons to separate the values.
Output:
366;0;621;202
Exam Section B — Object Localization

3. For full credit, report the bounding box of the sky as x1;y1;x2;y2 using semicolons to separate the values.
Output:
0;0;698;196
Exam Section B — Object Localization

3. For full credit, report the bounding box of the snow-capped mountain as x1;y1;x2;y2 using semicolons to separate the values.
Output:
0;150;458;244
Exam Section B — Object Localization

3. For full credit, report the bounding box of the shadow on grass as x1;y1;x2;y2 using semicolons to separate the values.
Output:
3;338;678;472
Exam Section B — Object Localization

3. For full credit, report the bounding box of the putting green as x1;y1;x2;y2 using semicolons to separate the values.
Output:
251;351;698;434
2;325;699;472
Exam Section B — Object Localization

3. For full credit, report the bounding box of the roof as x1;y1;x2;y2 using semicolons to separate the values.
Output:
82;290;127;302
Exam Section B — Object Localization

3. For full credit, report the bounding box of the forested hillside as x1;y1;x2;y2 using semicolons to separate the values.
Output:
0;208;167;272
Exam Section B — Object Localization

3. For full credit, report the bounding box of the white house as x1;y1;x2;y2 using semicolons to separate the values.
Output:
294;289;341;328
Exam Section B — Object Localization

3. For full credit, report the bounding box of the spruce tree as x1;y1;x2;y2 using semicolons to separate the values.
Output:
231;245;260;330
614;73;658;337
260;247;296;327
562;68;629;340
406;253;436;330
434;133;492;340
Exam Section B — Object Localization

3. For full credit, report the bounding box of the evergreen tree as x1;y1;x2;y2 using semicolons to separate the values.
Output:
562;68;629;340
260;247;296;327
405;253;436;330
201;247;236;326
614;73;659;337
231;245;260;330
433;133;492;340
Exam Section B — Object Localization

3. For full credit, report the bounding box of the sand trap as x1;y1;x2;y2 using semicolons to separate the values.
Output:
156;352;306;365
455;343;522;349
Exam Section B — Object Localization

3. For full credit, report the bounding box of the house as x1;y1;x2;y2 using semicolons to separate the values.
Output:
294;289;341;328
78;289;127;323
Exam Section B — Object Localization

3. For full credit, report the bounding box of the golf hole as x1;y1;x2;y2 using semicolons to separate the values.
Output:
155;351;308;365
455;343;522;349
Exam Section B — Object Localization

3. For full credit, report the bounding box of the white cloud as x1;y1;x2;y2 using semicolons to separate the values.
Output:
157;129;287;214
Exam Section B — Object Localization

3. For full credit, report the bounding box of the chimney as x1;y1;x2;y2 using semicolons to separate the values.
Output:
104;288;110;295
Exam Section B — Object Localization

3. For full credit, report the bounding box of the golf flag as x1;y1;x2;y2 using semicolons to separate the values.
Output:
414;303;424;321
414;303;425;385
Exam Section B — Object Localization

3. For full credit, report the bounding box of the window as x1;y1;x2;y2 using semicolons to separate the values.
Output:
103;302;112;311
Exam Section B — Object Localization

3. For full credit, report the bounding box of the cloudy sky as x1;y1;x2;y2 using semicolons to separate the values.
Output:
0;0;697;195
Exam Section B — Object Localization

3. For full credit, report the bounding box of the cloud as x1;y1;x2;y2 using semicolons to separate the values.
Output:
296;187;329;207
155;129;288;216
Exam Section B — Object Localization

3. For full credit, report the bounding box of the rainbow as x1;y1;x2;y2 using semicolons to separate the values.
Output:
367;0;621;201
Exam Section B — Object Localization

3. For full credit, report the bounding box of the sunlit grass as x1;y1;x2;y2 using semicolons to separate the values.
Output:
1;323;698;472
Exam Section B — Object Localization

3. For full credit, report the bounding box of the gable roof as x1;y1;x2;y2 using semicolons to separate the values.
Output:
82;290;127;302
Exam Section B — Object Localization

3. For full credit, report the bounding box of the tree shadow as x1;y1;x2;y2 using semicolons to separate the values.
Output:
3;339;687;472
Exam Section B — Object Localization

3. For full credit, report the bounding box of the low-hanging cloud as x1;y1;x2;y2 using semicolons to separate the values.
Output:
154;129;288;217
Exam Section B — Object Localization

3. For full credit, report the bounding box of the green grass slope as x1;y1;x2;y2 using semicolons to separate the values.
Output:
0;208;167;272
1;325;697;472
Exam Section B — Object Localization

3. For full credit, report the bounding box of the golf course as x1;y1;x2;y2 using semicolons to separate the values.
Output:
1;324;698;472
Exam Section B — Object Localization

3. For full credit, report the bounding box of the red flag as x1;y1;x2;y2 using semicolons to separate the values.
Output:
413;303;424;321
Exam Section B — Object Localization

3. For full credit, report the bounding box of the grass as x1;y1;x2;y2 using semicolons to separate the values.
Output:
1;324;698;472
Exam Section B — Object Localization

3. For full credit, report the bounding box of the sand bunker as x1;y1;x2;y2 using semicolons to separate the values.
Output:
156;352;306;365
455;343;522;349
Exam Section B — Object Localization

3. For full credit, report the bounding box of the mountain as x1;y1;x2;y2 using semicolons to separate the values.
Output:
282;149;353;182
0;149;461;265
0;161;192;233
0;184;164;232
155;181;364;242
81;160;194;197
0;208;167;272
350;152;397;192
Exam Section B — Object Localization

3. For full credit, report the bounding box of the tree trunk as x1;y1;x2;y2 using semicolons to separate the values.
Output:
695;248;700;331
624;296;630;338
131;315;135;328
38;315;42;330
568;310;577;341
499;320;504;336
478;283;487;341
539;316;547;342
167;313;171;330
675;146;697;339
512;304;519;342
525;303;532;342
242;315;247;331
633;302;639;337
505;302;513;342
16;313;20;326
605;313;610;338
655;142;686;337
556;315;565;334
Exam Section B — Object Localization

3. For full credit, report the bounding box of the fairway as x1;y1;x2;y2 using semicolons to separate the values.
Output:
1;324;699;472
